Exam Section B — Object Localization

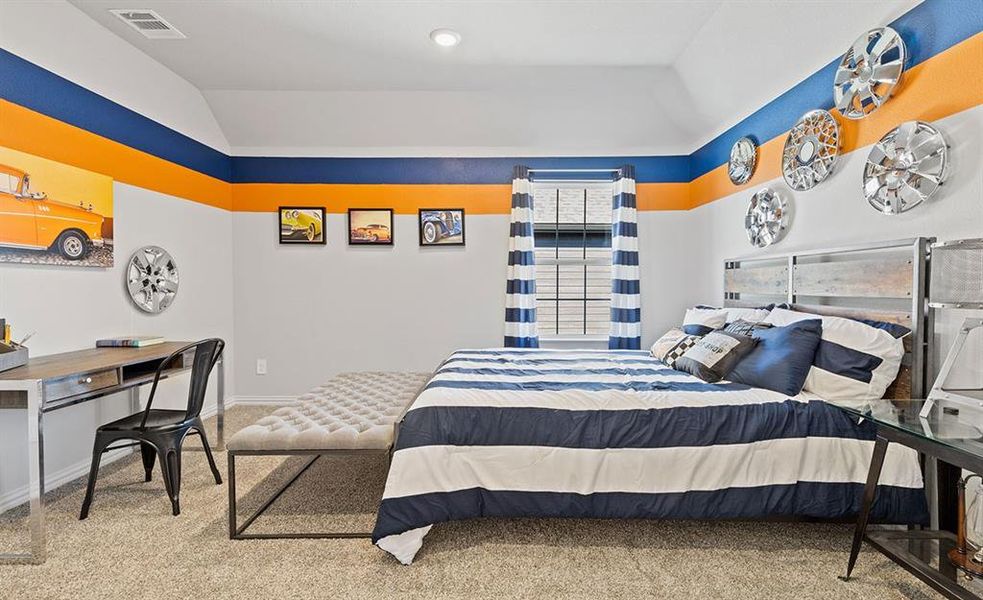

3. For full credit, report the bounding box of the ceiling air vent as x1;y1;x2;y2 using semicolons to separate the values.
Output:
109;9;186;39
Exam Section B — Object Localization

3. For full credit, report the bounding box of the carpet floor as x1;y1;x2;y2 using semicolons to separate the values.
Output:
0;406;946;599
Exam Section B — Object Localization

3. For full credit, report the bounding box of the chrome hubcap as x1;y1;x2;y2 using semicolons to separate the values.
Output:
64;237;84;257
126;246;179;313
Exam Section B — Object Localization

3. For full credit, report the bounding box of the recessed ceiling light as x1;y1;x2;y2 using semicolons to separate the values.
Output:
430;28;461;48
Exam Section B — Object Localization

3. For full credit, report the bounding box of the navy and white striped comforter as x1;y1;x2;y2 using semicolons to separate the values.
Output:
372;349;928;564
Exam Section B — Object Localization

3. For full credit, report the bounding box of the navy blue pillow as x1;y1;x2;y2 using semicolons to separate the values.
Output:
728;319;823;396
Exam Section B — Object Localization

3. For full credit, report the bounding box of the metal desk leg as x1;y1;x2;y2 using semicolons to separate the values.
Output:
842;434;889;581
129;386;140;414
27;380;45;564
216;356;225;450
1;380;47;565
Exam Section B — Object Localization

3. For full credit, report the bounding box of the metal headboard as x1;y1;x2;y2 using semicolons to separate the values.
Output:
723;238;934;400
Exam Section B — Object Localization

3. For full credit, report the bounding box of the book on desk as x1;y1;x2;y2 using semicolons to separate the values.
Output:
96;336;166;348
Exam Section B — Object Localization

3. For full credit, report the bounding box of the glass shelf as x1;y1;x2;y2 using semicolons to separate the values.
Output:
867;527;983;599
828;398;983;459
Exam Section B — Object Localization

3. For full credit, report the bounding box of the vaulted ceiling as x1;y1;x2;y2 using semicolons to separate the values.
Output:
68;0;921;156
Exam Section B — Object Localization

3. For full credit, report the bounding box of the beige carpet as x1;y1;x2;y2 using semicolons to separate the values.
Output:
0;406;944;599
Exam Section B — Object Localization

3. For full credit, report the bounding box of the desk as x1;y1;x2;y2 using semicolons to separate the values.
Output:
0;342;225;565
835;398;983;599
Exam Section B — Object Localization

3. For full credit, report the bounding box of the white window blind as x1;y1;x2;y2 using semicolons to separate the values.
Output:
533;183;613;338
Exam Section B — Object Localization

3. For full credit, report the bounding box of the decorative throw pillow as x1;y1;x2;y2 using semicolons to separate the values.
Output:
682;308;728;336
674;330;758;383
723;319;772;337
728;319;823;396
650;328;701;369
763;308;905;405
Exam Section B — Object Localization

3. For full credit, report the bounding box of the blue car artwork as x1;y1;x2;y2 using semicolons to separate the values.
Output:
420;209;464;245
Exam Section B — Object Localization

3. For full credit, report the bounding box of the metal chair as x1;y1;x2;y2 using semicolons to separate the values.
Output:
79;338;225;519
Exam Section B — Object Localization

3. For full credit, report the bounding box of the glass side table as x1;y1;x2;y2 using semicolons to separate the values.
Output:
830;398;983;600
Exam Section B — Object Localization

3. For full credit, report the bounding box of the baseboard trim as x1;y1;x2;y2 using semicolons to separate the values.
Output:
0;396;296;513
0;446;132;514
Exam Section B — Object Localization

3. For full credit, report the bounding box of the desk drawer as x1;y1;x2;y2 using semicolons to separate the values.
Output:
45;369;119;401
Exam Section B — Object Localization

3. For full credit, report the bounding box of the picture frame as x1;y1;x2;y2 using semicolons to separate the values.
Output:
0;146;114;267
278;206;326;245
418;208;465;247
348;208;394;245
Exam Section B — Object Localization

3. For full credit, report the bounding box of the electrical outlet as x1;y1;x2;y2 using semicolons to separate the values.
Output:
256;358;267;375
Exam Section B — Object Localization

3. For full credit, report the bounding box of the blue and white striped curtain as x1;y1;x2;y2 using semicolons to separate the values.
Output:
609;165;641;349
504;165;539;348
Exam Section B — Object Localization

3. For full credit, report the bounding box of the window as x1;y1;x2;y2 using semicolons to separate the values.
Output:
0;174;19;195
533;183;613;338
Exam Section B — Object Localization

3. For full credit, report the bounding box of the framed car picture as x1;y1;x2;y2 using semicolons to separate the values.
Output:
279;206;325;244
348;208;394;245
0;145;114;267
419;208;465;246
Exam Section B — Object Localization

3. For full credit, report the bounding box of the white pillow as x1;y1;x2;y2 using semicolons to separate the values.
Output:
693;305;771;324
682;308;727;336
763;308;904;406
724;307;771;324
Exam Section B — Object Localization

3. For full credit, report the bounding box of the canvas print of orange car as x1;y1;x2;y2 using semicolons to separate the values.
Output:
0;146;113;267
279;206;325;244
348;208;393;245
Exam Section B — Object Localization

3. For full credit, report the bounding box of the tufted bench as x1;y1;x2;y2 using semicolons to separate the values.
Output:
227;371;431;540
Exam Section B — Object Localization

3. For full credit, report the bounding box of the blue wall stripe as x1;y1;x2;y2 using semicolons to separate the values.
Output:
231;155;690;185
373;483;928;542
0;49;231;181
688;0;983;180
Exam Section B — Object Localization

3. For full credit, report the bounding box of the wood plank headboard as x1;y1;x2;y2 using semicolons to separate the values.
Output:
723;238;934;400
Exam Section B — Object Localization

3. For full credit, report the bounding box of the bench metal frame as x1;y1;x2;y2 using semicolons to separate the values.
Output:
227;447;391;540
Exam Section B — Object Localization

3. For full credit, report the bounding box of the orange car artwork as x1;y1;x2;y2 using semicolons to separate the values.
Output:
0;163;107;260
352;223;392;243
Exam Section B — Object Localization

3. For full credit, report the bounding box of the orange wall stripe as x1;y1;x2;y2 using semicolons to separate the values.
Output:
0;100;232;210
231;183;512;214
689;32;983;210
231;182;690;214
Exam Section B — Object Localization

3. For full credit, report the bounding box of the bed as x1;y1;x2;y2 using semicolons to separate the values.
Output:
373;238;934;565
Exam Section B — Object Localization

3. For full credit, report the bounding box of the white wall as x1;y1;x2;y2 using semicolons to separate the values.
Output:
232;213;506;398
691;105;983;387
0;0;230;153
0;183;234;508
0;0;234;507
232;208;702;397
